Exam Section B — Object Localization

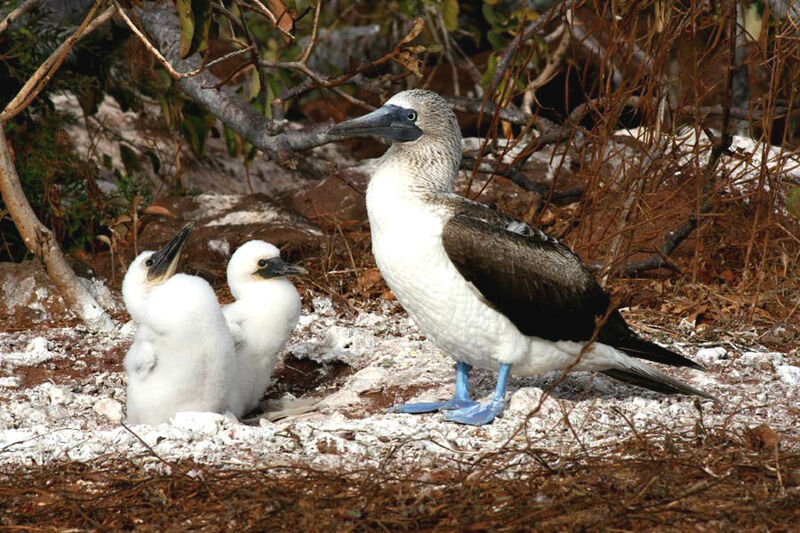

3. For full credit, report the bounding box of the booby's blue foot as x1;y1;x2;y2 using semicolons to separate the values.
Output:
387;398;478;414
444;399;505;426
444;362;512;426
387;361;476;415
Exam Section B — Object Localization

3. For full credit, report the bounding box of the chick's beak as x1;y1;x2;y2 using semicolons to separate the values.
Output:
147;223;193;283
255;257;307;279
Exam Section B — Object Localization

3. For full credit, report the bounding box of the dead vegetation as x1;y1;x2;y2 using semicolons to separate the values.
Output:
0;421;797;531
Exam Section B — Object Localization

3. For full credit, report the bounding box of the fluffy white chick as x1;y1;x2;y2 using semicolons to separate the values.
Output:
222;240;306;416
122;225;236;424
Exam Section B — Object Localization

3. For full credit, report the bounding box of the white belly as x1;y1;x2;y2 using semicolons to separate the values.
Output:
367;183;580;375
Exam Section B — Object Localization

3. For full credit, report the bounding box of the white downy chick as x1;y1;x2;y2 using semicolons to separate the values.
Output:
222;240;305;416
121;225;236;425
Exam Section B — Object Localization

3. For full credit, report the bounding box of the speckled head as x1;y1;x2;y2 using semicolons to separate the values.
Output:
328;90;463;192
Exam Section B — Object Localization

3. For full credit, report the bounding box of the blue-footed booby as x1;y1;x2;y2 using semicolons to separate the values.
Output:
328;89;716;426
222;240;306;416
122;225;237;425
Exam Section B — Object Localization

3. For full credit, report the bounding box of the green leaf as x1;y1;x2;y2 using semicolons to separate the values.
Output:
482;3;500;26
189;0;213;56
481;52;498;87
786;187;800;219
443;0;459;32
176;0;195;58
223;125;240;156
487;28;508;50
180;104;216;156
119;143;141;176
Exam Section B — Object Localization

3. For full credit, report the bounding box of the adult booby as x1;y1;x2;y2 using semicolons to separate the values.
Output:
328;89;716;426
122;225;236;425
222;240;306;416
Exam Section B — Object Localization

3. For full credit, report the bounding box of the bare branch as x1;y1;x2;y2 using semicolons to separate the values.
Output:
299;0;322;64
0;0;39;36
133;2;332;161
522;13;572;114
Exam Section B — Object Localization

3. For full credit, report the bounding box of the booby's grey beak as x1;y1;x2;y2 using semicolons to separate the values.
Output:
327;104;423;142
256;257;307;279
146;223;193;283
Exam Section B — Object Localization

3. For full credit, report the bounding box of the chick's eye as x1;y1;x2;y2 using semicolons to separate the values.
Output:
145;258;153;267
258;259;268;267
407;111;417;122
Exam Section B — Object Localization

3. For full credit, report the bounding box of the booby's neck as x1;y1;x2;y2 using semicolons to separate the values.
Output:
375;135;462;195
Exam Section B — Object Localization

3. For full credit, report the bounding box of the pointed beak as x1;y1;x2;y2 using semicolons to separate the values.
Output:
327;105;422;142
255;257;307;279
146;223;193;283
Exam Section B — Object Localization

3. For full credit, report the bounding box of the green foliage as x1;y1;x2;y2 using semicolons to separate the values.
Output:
177;0;213;58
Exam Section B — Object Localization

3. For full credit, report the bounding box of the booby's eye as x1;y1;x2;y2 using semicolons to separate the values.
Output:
407;111;417;122
145;258;154;267
258;259;268;267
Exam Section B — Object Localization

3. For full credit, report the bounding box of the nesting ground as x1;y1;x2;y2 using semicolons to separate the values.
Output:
1;286;799;529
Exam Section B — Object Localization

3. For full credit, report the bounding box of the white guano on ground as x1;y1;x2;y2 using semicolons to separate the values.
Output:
0;296;798;473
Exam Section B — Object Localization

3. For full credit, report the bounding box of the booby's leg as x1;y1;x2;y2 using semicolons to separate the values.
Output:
444;363;511;426
387;361;479;414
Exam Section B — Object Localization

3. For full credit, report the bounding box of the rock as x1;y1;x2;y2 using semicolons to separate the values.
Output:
93;398;124;423
0;261;65;321
695;346;727;364
776;364;800;387
0;260;119;322
137;194;324;284
171;411;227;435
283;167;370;230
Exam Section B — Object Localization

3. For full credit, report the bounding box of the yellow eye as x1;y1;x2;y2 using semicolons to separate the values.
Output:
258;259;267;267
407;111;417;122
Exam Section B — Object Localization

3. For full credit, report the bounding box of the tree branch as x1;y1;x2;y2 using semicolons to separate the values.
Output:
0;0;40;36
133;2;332;163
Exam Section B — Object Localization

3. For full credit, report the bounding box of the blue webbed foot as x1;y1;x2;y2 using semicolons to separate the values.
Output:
387;398;478;414
443;399;506;426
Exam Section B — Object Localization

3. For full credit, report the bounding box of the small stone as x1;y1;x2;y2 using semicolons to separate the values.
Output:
776;365;800;387
26;337;50;354
93;398;123;423
695;346;727;363
48;386;68;405
171;411;226;434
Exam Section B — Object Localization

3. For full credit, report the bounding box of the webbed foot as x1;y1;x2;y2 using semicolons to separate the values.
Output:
387;398;478;414
443;399;505;426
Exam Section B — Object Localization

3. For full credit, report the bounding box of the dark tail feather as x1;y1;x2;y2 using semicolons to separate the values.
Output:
614;335;705;371
603;367;718;402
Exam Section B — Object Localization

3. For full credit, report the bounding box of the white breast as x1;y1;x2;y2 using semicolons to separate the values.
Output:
367;168;527;371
